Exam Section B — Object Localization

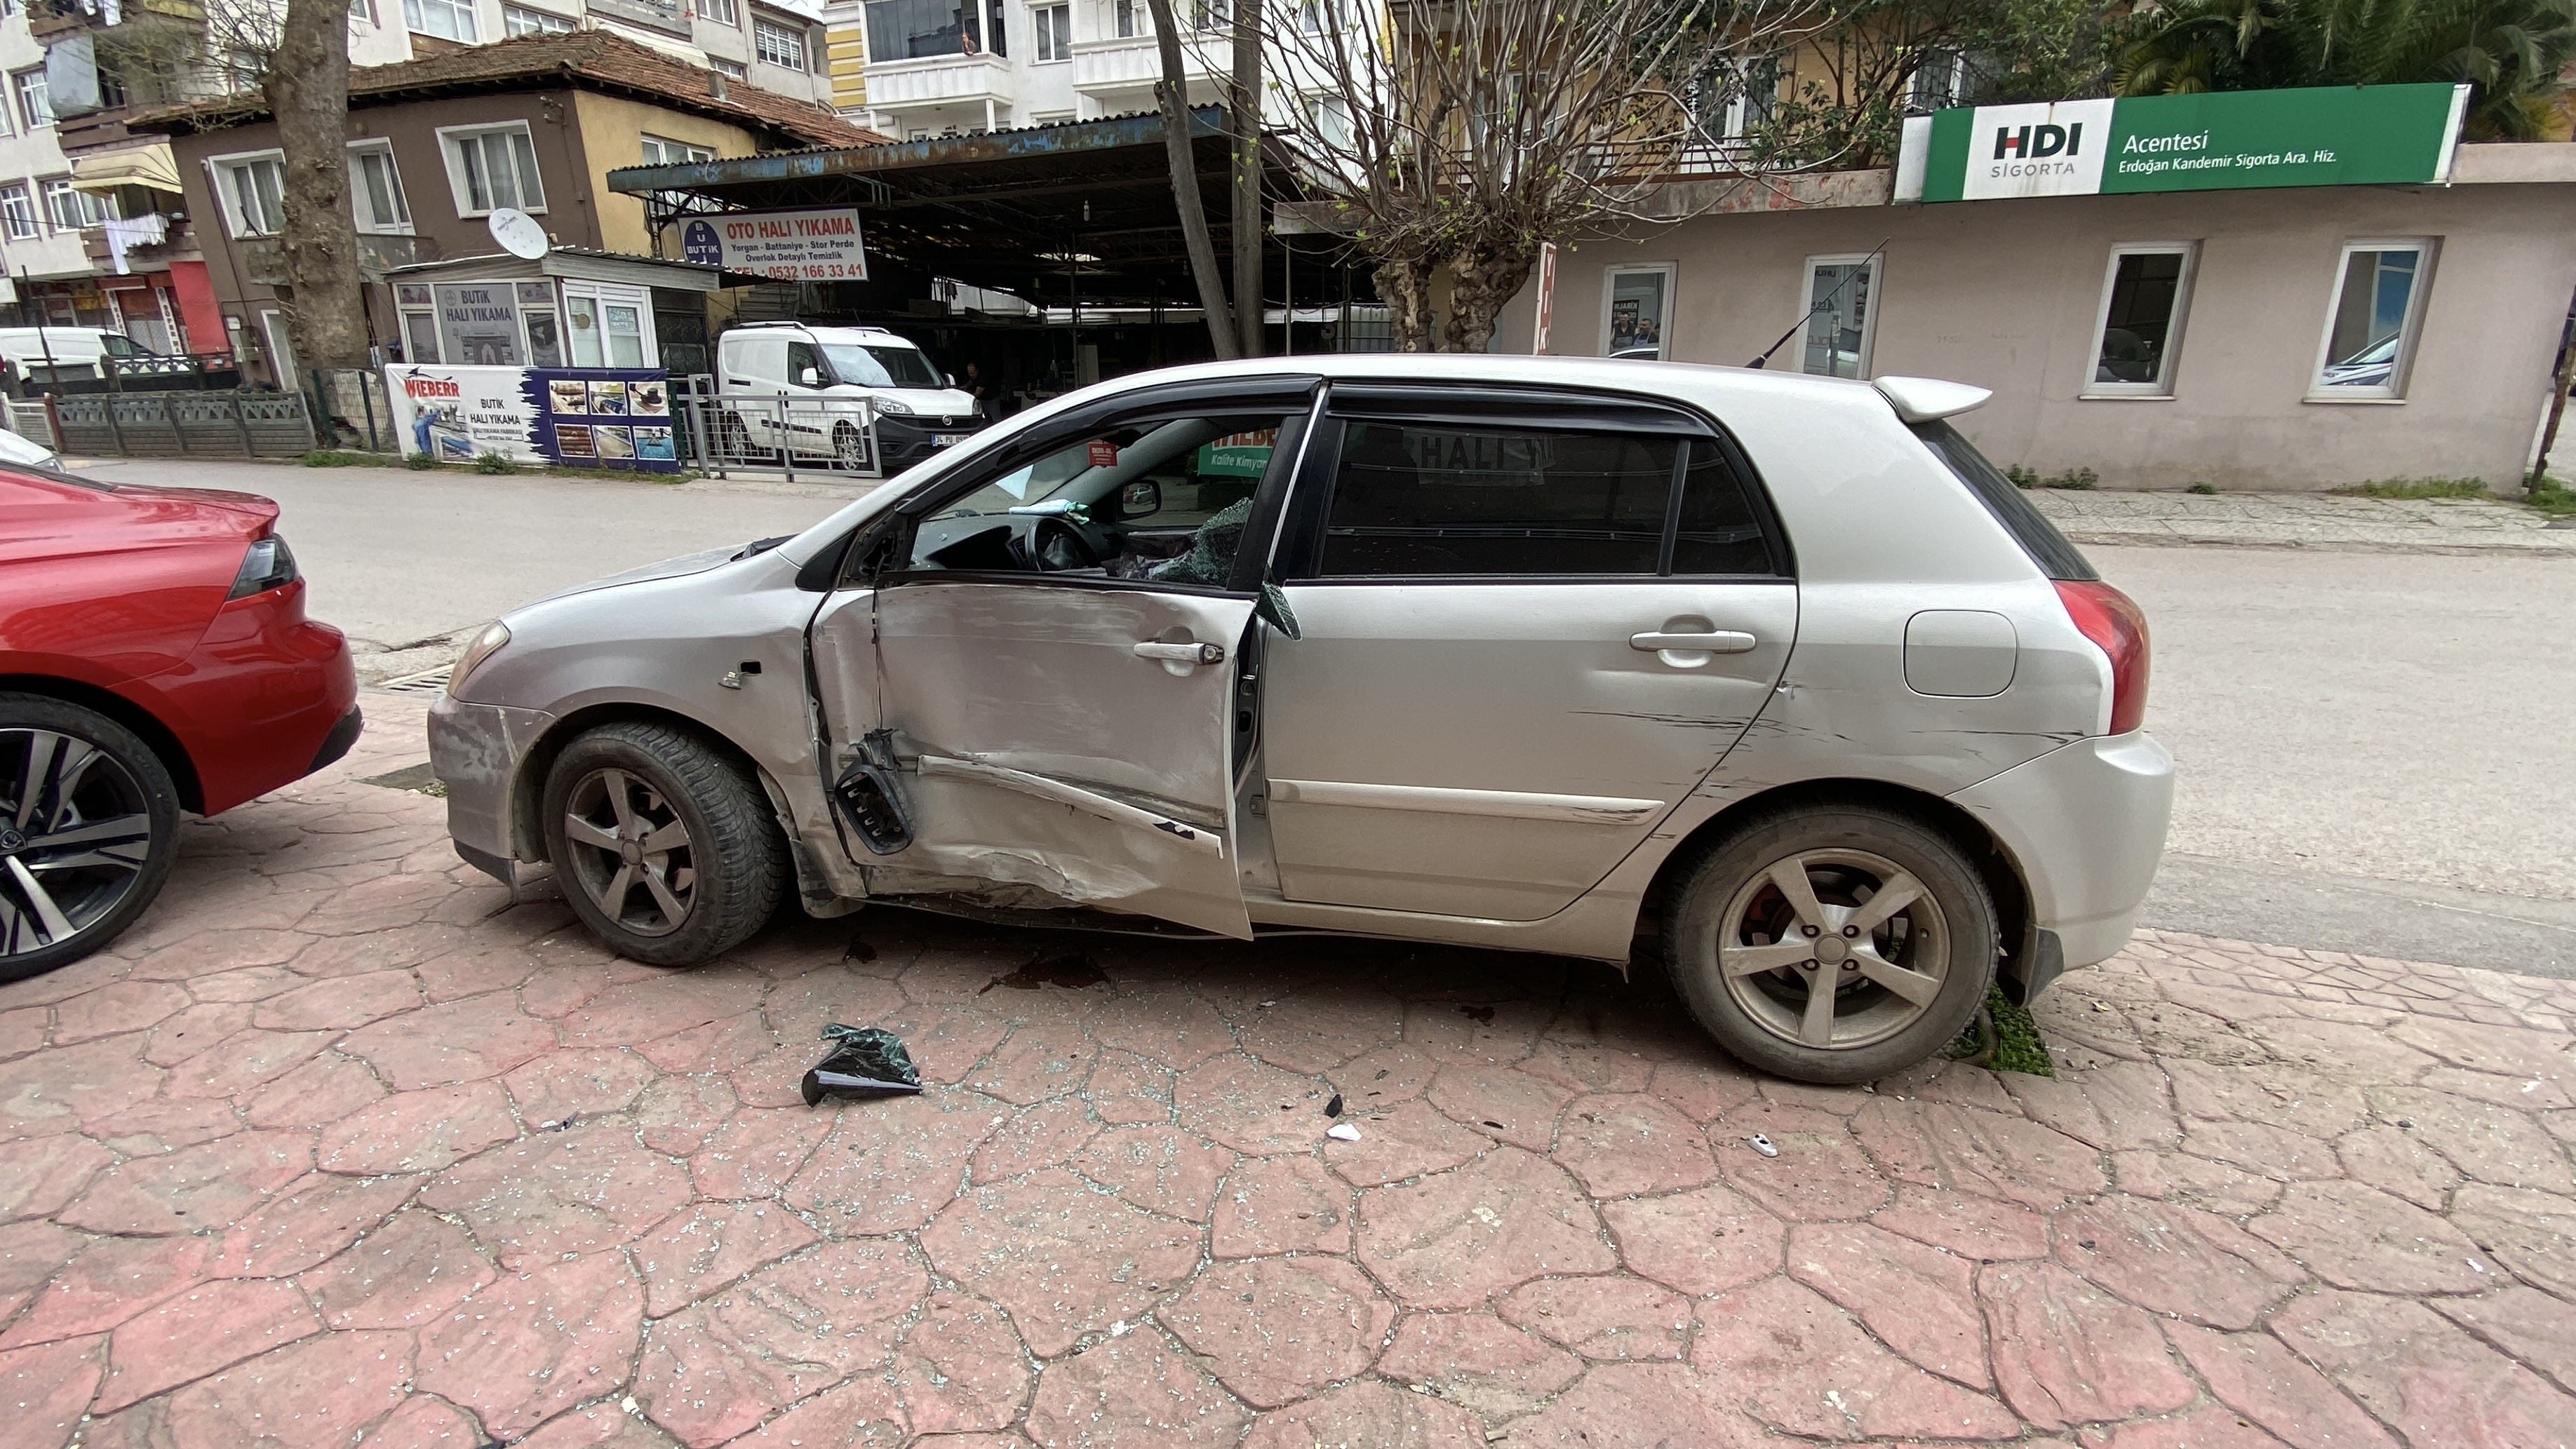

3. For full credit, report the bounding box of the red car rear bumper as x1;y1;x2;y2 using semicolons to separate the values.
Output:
143;578;361;815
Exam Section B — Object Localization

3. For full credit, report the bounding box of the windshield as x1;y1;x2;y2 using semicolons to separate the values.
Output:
819;342;941;389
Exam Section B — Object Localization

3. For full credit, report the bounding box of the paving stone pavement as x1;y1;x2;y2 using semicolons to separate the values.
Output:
2025;490;2576;557
4;694;2572;1449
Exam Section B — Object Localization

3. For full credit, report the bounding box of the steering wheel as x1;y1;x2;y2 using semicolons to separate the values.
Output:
1031;517;1101;572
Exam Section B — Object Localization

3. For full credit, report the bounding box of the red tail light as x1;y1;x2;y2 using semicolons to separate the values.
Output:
2054;579;2150;734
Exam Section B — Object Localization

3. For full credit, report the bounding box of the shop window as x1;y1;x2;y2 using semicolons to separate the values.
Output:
503;4;575;33
1314;422;1679;577
1798;253;1879;379
519;281;565;367
351;144;412;234
404;0;478;41
0;183;35;241
754;18;810;68
13;69;51;130
1601;264;1675;360
434;282;525;366
2086;243;2196;398
396;283;439;364
2313;240;2434;400
563;285;656;368
1034;4;1071;62
440;123;546;216
213;151;286;236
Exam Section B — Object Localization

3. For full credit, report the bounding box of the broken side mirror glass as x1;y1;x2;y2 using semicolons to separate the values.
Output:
1257;578;1301;640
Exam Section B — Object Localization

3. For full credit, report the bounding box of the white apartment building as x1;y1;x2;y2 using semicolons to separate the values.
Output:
852;0;1282;140
395;0;831;106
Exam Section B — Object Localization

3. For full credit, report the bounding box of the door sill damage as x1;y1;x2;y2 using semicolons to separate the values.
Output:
918;754;1224;855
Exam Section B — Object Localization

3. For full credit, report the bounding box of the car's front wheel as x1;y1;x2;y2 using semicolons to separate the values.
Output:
541;721;785;967
1663;802;1997;1084
0;694;179;983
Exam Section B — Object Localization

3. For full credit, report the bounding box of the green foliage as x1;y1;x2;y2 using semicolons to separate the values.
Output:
2112;0;2576;139
1945;985;2055;1075
404;452;441;471
2187;480;2220;494
301;449;400;468
2006;464;2100;489
2522;479;2576;514
473;452;519;475
2334;476;2491;497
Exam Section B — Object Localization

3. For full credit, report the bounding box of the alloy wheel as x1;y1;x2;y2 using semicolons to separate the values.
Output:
559;767;698;938
833;422;867;469
0;727;155;960
1716;847;1951;1051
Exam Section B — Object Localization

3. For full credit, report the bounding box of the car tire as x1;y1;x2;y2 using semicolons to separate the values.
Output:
1661;802;1997;1085
832;422;868;469
541;720;784;968
0;693;180;984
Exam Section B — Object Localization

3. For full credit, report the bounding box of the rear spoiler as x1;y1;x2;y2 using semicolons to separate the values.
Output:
1874;376;1992;424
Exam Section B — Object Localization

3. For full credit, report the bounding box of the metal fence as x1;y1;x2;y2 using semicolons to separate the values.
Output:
48;390;317;459
674;375;884;482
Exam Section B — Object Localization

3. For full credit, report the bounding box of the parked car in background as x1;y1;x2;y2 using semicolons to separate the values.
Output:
1;469;361;980
431;355;2170;1084
0;426;63;472
0;327;170;393
715;323;984;469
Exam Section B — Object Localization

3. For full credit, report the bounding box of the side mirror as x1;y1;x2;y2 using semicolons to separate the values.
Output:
799;365;821;386
946;372;958;387
1118;479;1161;519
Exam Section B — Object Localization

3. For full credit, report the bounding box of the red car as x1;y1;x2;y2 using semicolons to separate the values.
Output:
1;465;359;981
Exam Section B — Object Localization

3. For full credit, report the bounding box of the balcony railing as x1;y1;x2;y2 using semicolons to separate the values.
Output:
240;231;441;285
27;0;204;41
863;52;1017;111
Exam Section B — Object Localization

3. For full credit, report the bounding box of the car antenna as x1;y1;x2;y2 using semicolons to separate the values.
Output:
1746;237;1889;370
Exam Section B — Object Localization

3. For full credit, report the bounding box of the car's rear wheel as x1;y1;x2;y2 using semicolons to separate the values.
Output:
0;694;179;983
1662;803;1997;1084
541;721;784;967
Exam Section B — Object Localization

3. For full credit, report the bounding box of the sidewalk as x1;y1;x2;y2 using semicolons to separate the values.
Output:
0;692;2569;1448
2029;489;2576;556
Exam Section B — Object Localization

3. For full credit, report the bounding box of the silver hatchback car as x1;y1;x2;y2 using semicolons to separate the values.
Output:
430;355;2171;1083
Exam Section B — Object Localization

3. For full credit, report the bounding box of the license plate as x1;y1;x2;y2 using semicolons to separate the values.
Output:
932;433;970;447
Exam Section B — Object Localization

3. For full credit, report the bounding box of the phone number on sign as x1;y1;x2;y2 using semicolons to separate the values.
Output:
754;264;866;280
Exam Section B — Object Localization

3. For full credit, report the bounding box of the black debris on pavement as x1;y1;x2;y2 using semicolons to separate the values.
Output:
980;952;1108;993
1324;1093;1344;1117
802;1024;925;1106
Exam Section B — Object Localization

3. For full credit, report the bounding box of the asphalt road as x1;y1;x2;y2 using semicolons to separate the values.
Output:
74;461;2576;978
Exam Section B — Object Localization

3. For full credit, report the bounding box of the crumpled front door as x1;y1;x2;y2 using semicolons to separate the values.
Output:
812;579;1256;937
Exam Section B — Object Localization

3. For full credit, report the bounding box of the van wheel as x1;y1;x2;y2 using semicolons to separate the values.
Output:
1661;803;1997;1084
718;412;751;461
0;694;180;983
541;721;784;967
833;422;868;469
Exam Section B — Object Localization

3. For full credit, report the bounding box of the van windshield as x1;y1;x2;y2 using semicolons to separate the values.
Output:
819;342;940;389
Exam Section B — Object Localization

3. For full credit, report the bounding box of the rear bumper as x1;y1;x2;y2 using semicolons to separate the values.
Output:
1947;730;2174;974
156;581;360;814
428;692;555;863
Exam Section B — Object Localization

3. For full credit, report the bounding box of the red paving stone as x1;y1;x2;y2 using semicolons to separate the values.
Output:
0;690;2570;1445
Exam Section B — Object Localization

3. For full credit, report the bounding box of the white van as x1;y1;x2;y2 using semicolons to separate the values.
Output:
0;327;168;389
715;323;983;469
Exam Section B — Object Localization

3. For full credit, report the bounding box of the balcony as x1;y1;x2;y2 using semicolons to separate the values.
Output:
27;0;204;42
1068;4;1227;100
864;52;1017;112
240;232;442;286
79;211;195;271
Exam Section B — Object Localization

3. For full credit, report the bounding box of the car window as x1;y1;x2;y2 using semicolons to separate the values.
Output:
1911;420;2099;582
787;342;820;384
1313;420;1678;577
101;334;143;358
819;342;939;389
1670;446;1774;575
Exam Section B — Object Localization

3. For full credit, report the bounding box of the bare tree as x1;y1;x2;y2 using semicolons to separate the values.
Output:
1265;0;1842;351
1231;0;1266;356
1146;0;1240;358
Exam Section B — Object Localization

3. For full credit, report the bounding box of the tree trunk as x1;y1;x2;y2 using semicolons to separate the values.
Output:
2533;285;2576;492
264;0;366;371
1442;241;1539;355
1146;0;1237;359
1230;0;1263;358
1374;256;1436;353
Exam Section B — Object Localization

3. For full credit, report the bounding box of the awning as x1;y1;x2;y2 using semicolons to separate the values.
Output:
70;142;183;196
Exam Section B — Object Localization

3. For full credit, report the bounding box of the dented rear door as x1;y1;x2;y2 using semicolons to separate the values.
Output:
812;578;1259;937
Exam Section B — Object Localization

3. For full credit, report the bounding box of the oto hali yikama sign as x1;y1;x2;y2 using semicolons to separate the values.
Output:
1896;83;2469;203
680;207;868;282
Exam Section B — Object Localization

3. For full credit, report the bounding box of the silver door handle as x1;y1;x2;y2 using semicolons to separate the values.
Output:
1631;631;1757;654
1134;641;1226;665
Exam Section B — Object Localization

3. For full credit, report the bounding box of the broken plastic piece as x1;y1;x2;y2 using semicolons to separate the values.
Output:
1326;1121;1362;1143
802;1023;925;1105
1324;1093;1344;1118
1747;1133;1779;1157
831;729;914;856
1257;579;1302;640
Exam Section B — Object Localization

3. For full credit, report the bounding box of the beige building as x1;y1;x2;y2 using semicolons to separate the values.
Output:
1497;144;2576;492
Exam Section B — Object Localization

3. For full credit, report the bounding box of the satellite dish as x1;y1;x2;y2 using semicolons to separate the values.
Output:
488;208;549;260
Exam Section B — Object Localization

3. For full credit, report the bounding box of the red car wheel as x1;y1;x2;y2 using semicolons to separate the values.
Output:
0;694;179;983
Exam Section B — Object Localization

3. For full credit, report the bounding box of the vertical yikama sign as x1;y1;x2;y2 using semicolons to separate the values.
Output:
1899;84;2469;203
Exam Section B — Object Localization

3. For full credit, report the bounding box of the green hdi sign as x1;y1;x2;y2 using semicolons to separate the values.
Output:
1898;83;2470;203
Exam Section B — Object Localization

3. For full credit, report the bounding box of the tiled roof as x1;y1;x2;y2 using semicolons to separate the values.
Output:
130;32;886;151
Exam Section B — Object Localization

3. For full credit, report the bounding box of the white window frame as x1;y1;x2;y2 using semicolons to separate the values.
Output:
210;148;288;237
701;0;740;24
41;177;112;232
436;122;547;217
0;182;36;241
1795;252;1882;379
711;56;748;77
753;17;808;69
561;280;657;368
349;141;413;234
403;0;479;41
502;4;575;34
2083;242;2198;400
1597;262;1677;360
2308;237;2438;404
1033;3;1071;62
639;134;717;166
13;69;51;130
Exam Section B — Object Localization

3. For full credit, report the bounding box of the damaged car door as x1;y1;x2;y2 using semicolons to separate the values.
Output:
806;383;1315;938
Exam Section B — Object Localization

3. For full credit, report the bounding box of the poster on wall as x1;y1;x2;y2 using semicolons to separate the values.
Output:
384;364;681;472
678;207;867;282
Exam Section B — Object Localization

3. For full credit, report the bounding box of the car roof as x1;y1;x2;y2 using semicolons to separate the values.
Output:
1089;351;1901;417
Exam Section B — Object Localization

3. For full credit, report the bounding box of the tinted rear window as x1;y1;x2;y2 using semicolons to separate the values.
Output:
1910;421;2098;581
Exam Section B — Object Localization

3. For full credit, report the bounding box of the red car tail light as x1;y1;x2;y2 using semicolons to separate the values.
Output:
227;533;299;600
2054;579;2150;735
